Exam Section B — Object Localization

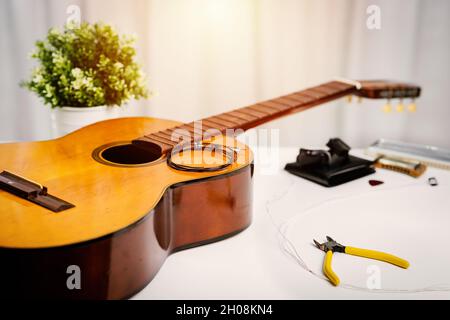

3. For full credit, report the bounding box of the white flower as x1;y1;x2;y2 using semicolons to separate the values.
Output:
114;62;124;69
71;68;83;78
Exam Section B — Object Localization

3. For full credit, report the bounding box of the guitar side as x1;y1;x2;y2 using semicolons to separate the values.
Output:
0;117;253;299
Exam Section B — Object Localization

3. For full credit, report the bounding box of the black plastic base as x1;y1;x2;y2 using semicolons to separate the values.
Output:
285;155;375;187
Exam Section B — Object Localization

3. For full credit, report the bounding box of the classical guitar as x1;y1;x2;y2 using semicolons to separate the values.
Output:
0;79;420;299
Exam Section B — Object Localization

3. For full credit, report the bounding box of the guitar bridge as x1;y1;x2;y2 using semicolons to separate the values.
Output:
0;171;75;212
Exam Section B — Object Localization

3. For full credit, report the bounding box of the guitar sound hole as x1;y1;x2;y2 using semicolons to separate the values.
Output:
93;142;163;167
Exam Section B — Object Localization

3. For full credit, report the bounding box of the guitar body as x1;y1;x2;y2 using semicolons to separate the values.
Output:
0;117;253;299
0;79;420;299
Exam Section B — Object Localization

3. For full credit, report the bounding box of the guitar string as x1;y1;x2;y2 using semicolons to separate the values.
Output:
265;177;450;294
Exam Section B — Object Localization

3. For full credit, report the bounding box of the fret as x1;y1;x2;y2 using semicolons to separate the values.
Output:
179;124;202;137
202;120;227;132
250;104;279;115
259;100;290;111
152;131;176;140
284;94;312;104
274;97;299;107
185;122;212;133
172;125;190;135
277;96;302;104
238;107;269;118
215;114;247;126
206;116;237;128
153;131;175;141
178;124;195;134
194;127;222;140
146;133;177;146
183;126;207;141
163;128;192;140
290;92;316;104
295;90;324;100
158;131;189;145
144;135;175;147
189;119;216;135
227;111;259;122
202;121;222;131
313;85;338;95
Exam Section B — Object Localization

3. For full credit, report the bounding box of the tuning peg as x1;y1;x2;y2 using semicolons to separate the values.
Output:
382;100;392;113
408;100;417;112
346;95;353;103
396;99;404;112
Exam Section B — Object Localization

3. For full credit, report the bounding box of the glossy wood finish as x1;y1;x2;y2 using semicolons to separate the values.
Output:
0;165;253;299
0;117;253;249
134;81;356;153
135;80;422;154
355;80;421;99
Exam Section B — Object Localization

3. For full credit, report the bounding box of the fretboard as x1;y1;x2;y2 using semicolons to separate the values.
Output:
133;80;356;154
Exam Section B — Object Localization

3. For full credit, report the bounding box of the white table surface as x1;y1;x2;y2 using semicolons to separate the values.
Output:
133;147;450;300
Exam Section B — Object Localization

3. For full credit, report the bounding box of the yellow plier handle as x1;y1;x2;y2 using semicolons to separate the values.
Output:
322;247;409;287
323;251;340;286
315;237;410;287
344;246;410;269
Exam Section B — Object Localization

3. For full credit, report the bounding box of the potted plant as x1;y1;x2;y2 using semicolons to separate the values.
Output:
22;22;149;137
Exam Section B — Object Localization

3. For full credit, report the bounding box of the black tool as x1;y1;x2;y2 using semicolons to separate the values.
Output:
285;138;375;187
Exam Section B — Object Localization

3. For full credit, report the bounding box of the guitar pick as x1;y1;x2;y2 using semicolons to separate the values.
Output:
369;179;384;186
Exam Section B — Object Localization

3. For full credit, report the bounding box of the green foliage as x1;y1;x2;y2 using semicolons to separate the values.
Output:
22;22;149;108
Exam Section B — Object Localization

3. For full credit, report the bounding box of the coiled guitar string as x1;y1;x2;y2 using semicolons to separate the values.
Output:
265;178;450;294
167;142;235;172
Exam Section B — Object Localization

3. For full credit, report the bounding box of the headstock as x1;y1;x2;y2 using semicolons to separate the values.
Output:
355;80;421;100
345;79;421;113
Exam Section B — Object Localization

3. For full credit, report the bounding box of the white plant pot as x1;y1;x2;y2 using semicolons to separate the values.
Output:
51;106;126;138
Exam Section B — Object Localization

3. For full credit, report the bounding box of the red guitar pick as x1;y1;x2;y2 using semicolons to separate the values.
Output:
369;179;384;186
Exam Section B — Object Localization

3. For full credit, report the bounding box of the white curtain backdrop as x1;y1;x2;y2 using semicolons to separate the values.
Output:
1;0;449;149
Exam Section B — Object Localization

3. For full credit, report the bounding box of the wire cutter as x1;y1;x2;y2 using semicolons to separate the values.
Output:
313;236;410;286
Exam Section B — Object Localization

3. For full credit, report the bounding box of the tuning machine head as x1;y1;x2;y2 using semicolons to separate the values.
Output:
396;99;404;112
382;99;392;113
408;99;417;112
346;95;364;104
346;95;364;106
346;95;353;103
343;80;420;113
382;98;417;113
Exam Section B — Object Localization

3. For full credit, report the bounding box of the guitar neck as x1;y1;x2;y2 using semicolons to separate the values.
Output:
134;80;358;154
211;80;356;131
